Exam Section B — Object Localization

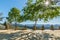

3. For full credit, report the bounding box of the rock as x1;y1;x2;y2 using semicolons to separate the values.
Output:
0;24;5;30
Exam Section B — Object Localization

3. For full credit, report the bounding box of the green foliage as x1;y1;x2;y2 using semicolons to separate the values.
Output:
23;0;60;22
8;7;21;23
23;0;60;29
7;7;24;30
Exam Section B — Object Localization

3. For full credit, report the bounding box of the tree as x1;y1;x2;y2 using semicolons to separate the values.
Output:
0;13;3;21
41;25;45;30
50;25;54;30
23;0;60;28
8;7;22;30
33;26;37;30
59;26;60;30
3;22;9;29
23;25;27;30
1;17;11;30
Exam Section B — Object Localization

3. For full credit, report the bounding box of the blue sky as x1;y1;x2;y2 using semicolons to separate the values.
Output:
0;0;27;17
0;0;60;24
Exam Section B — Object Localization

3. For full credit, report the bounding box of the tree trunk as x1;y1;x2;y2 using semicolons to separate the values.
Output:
34;20;37;27
5;22;7;29
15;18;17;30
33;12;38;30
4;22;9;30
33;20;37;30
15;22;16;30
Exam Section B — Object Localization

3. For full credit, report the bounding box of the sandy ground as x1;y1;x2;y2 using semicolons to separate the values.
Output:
0;30;60;37
0;30;60;40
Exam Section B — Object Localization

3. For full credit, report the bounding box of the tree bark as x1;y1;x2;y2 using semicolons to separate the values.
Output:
33;12;38;30
34;20;37;27
15;18;17;30
33;20;37;30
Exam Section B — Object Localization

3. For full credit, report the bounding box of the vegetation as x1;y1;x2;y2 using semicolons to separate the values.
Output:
3;22;9;29
0;0;60;30
41;25;45;30
7;7;23;30
33;26;37;30
23;25;27;30
59;26;60;30
8;7;21;23
0;13;3;21
50;25;54;30
23;0;60;29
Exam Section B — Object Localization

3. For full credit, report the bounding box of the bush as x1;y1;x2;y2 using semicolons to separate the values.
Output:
3;22;8;29
59;26;60;30
22;25;27;30
50;25;54;30
41;25;45;30
33;26;37;30
15;27;20;30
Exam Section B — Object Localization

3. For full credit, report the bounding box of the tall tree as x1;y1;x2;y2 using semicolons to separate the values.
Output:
58;26;60;30
50;25;54;30
41;25;45;30
8;7;22;30
0;13;3;21
23;0;60;28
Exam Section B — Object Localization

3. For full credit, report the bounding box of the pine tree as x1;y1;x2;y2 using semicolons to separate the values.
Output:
59;26;60;30
41;25;45;30
50;25;54;30
24;25;27;30
3;22;9;29
33;26;37;30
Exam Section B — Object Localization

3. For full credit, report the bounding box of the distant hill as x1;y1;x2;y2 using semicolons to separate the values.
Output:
12;23;60;30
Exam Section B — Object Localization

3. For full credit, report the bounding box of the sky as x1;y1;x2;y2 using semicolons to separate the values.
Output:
0;0;60;24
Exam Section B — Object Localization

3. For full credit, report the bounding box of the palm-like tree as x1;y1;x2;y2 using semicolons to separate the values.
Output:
23;0;60;29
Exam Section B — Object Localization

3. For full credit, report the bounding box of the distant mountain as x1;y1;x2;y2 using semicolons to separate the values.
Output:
12;23;60;30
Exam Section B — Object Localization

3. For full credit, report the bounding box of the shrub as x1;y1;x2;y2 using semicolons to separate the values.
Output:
15;26;20;30
33;26;37;30
22;25;27;30
59;26;60;30
3;22;8;29
50;25;54;30
41;25;45;30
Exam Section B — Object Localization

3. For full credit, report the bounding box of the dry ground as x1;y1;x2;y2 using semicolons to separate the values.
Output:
0;30;60;40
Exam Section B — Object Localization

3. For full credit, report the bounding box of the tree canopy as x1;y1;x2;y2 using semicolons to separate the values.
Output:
23;0;60;22
8;7;23;23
